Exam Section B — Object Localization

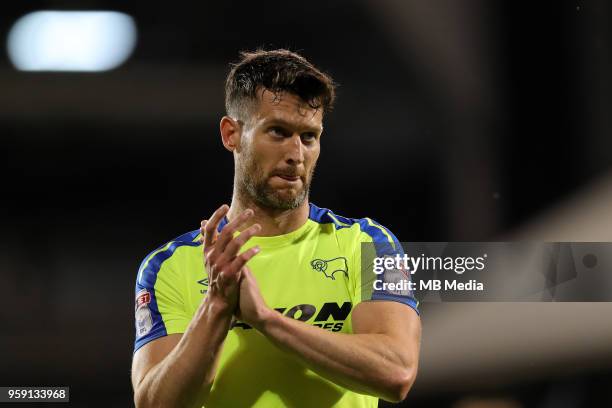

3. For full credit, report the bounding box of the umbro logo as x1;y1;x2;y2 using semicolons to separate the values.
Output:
310;257;348;280
197;277;209;294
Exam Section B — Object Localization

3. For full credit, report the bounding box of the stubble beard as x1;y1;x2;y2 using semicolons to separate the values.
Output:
236;149;314;211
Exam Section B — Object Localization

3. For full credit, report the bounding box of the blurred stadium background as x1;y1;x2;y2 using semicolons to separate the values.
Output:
1;0;612;406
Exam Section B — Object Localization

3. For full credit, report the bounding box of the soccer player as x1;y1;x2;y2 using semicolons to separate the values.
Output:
131;49;421;408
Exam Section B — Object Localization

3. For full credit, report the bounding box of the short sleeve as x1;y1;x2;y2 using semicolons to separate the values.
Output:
133;243;192;353
356;218;420;316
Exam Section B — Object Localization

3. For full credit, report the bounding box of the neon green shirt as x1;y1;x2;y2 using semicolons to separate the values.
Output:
134;203;419;407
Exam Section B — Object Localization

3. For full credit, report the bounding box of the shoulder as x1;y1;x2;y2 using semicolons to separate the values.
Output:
308;203;401;246
136;229;201;288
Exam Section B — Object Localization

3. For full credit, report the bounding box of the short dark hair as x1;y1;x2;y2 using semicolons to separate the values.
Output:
225;49;336;123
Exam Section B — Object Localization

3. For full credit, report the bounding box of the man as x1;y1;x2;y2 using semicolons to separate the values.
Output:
131;49;421;408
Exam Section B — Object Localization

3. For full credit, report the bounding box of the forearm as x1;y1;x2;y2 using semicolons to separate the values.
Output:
135;298;232;408
257;312;417;403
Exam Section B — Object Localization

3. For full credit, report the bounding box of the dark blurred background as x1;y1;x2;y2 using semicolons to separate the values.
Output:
1;0;612;407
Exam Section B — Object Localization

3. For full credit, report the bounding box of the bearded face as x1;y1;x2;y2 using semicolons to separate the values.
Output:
232;90;322;211
236;137;315;210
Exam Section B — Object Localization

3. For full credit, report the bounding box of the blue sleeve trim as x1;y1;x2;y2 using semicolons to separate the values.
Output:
134;325;167;354
370;292;420;316
356;218;404;257
358;218;419;315
133;233;200;353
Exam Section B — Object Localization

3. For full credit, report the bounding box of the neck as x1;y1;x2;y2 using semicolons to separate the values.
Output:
226;193;310;237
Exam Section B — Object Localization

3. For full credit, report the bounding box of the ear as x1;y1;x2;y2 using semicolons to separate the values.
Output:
220;116;241;152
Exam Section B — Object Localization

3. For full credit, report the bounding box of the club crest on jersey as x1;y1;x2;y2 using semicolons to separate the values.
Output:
135;289;153;338
310;257;349;280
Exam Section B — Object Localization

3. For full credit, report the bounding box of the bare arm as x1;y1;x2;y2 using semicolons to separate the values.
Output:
131;298;234;408
238;269;421;403
131;205;262;408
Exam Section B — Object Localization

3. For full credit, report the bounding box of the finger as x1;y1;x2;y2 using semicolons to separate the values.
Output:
199;219;208;243
216;266;243;292
204;204;229;251
215;208;254;253
204;204;229;248
219;223;261;264
230;246;261;272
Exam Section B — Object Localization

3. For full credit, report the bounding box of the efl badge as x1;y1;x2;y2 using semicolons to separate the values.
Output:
135;289;153;338
380;255;413;297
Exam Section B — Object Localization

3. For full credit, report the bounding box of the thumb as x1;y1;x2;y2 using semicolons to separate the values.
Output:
236;270;250;289
241;266;254;281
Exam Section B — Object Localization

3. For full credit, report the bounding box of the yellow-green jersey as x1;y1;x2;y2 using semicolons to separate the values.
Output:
133;203;419;408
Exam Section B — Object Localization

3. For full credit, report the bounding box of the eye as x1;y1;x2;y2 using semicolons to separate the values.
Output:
301;132;317;142
268;126;287;137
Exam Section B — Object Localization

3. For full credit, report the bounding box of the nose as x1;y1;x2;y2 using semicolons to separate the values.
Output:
285;133;304;165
